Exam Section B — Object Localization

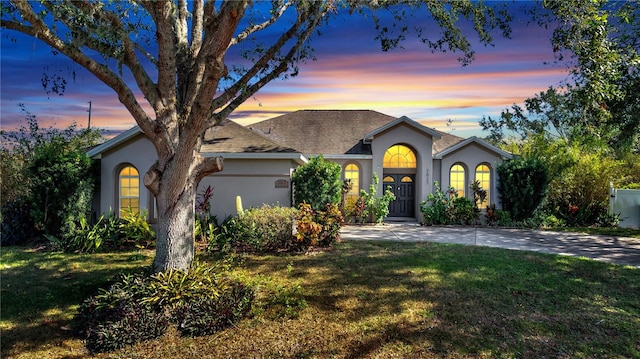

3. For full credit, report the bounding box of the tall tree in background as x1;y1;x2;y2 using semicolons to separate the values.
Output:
2;1;510;272
481;0;639;153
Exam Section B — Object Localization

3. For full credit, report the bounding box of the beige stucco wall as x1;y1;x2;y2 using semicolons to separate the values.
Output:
438;143;507;208
198;159;295;220
370;124;435;220
97;135;298;222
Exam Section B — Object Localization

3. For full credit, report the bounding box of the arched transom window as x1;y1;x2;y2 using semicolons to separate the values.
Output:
383;145;416;168
450;164;466;198
344;163;360;205
475;164;491;208
119;165;139;216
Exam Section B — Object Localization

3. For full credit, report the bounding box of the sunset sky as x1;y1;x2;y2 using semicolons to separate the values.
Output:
1;2;568;138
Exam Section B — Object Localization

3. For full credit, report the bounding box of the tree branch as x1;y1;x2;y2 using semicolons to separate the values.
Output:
228;0;293;47
215;4;327;121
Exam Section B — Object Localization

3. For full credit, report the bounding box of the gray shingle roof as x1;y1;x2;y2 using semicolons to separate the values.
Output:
249;109;464;156
202;119;297;153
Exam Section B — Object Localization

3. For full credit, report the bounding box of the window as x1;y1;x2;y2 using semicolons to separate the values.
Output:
119;165;139;216
475;164;491;208
344;163;360;205
450;164;465;197
383;145;416;168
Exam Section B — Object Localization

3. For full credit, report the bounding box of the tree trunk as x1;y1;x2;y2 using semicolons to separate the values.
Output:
145;151;223;273
152;175;197;272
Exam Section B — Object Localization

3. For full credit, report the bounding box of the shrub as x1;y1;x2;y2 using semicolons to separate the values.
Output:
296;203;344;248
420;182;450;225
48;216;104;253
291;155;342;211
174;281;254;337
75;262;254;352
295;203;323;247
497;157;550;221
0;197;35;246
214;205;298;253
421;182;480;225
447;197;476;225
75;273;170;353
314;203;344;246
1;111;101;243
358;173;396;224
119;208;155;248
194;186;217;242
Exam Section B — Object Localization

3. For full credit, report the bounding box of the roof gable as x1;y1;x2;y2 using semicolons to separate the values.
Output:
363;116;442;143
434;136;512;159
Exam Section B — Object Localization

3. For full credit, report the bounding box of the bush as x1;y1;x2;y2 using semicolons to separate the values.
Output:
420;182;450;225
291;155;342;212
75;262;254;353
174;281;254;337
358;173;396;224
447;197;476;225
213;205;299;253
295;203;344;248
497;157;550;221
119;208;155;248
0;197;35;246
420;182;477;225
48;216;104;253
1;111;101;243
75;273;170;353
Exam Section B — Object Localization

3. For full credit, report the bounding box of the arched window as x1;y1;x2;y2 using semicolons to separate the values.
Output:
475;164;491;207
119;165;139;217
344;163;360;205
383;145;416;168
450;164;466;198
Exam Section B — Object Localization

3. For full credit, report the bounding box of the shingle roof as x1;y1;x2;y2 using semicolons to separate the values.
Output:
249;110;394;155
432;129;465;154
201;119;297;153
250;109;465;156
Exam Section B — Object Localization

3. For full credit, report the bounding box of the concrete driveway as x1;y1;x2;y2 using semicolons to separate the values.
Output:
340;223;640;268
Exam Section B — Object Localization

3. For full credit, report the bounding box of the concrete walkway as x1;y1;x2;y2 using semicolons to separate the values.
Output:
340;223;640;268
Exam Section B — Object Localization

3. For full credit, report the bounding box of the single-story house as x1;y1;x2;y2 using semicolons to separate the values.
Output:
87;110;512;223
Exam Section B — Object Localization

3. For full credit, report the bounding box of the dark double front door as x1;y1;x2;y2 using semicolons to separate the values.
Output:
383;174;415;217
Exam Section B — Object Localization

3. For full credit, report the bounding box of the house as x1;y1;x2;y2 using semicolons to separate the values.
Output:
87;110;512;223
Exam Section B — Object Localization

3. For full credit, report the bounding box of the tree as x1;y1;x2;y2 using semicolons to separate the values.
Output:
2;1;511;272
0;106;101;244
482;0;640;153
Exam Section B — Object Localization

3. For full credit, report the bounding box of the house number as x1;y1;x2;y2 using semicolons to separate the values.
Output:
275;179;289;188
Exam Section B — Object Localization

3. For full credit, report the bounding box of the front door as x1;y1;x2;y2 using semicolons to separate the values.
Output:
383;174;415;217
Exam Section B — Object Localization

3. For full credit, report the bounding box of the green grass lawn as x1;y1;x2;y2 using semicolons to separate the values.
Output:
2;241;639;358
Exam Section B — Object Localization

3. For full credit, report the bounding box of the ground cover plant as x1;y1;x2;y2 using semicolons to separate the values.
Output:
3;239;639;359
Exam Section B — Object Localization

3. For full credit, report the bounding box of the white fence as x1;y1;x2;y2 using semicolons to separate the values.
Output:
609;186;640;229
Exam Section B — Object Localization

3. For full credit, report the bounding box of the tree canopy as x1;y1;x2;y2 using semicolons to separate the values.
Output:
481;0;639;153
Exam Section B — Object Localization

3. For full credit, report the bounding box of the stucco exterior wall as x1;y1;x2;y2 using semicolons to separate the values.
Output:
438;143;506;208
199;159;296;220
370;124;435;220
98;135;156;217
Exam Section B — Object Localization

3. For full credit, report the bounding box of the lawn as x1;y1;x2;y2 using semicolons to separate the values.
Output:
2;240;639;358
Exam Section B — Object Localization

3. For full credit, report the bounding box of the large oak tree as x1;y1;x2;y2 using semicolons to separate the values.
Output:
2;0;510;272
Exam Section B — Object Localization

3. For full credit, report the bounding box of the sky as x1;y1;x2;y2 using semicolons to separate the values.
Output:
0;2;569;139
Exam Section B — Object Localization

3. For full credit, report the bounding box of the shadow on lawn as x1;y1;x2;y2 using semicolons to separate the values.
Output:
0;248;152;356
242;240;640;358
